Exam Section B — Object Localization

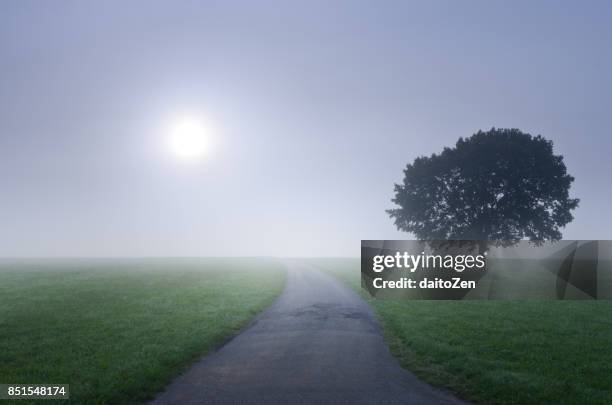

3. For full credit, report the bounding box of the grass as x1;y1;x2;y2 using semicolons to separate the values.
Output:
307;258;612;405
0;258;286;404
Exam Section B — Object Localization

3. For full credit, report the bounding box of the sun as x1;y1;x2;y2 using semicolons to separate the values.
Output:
168;118;209;160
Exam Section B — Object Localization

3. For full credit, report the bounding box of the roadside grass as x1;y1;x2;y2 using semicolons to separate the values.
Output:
307;258;612;405
0;258;285;404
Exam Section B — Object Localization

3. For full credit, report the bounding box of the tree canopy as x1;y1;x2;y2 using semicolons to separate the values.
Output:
388;128;579;247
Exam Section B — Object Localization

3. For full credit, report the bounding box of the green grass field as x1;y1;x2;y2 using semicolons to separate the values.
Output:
308;258;612;405
0;258;285;404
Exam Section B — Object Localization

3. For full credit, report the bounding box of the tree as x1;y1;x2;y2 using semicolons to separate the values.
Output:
387;128;579;251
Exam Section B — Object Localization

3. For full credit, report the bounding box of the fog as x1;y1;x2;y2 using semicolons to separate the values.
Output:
2;1;611;257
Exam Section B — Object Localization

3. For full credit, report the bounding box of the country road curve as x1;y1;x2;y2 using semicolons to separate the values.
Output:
150;260;469;404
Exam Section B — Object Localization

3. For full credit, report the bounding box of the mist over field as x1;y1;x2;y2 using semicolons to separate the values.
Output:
1;2;612;404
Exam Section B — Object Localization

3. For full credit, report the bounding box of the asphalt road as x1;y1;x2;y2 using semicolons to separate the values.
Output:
150;260;468;404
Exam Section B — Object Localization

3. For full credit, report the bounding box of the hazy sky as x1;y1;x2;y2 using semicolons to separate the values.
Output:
2;0;611;257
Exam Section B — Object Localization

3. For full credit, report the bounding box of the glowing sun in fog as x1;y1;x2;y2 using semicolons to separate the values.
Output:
168;118;209;160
